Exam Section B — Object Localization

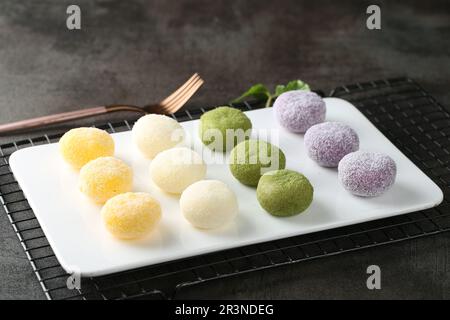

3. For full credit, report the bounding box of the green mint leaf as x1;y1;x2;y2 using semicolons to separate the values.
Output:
274;80;310;97
231;83;271;104
232;80;310;108
274;84;286;97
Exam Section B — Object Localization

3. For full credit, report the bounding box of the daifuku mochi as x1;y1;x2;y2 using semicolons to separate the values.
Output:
59;127;114;169
149;147;206;194
180;180;238;229
132;114;184;158
256;169;314;217
79;156;133;203
101;192;161;240
304;122;359;167
273;90;326;133
199;106;252;152
229;139;286;187
338;151;397;197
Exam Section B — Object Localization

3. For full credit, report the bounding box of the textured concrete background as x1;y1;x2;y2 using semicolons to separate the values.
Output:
0;0;449;299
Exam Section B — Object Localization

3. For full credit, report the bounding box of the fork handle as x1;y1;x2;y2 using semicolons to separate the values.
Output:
0;106;111;134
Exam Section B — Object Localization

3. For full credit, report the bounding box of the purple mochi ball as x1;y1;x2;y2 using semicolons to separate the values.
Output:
304;122;359;167
338;151;397;197
273;90;326;133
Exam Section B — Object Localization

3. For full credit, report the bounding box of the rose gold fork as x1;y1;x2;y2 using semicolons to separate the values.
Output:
0;73;204;134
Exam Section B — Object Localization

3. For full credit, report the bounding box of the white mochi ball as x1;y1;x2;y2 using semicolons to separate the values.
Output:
150;147;207;194
180;180;238;229
132;114;185;159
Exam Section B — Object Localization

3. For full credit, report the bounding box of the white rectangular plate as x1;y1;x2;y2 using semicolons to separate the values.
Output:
9;98;443;276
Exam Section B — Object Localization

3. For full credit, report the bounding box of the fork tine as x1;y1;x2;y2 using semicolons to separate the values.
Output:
162;76;203;112
151;73;203;114
158;73;200;106
164;78;204;114
153;78;201;115
154;76;203;114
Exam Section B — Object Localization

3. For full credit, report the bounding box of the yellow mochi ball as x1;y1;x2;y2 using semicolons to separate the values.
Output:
101;192;161;240
79;157;133;203
59;127;115;169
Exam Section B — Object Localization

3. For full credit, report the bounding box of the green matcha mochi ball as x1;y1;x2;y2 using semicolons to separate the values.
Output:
257;169;313;217
229;139;286;187
199;106;252;152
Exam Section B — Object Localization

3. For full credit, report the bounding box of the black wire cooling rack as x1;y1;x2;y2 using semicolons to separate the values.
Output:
0;77;449;300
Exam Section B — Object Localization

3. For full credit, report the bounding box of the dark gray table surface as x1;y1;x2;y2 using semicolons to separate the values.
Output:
0;0;449;299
